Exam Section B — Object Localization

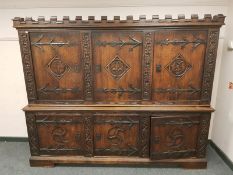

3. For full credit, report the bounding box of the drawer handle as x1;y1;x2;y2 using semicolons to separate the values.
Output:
153;136;160;144
156;64;162;72
95;133;101;141
76;133;81;142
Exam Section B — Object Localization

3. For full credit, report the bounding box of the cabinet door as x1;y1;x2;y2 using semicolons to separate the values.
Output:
153;30;207;104
36;114;84;155
150;114;210;160
94;114;149;157
30;31;83;102
93;31;143;102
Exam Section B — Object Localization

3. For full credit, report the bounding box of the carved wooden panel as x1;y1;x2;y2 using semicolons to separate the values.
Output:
196;114;210;158
150;114;201;160
36;113;85;155
152;30;207;104
93;113;148;157
93;31;143;102
30;31;83;101
18;31;37;103
25;112;40;155
201;29;220;104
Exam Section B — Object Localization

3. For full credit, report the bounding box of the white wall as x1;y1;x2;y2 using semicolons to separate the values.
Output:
211;0;233;162
0;5;228;141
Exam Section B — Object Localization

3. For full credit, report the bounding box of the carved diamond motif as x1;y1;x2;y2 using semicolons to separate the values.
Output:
165;54;192;78
47;57;70;80
105;56;130;80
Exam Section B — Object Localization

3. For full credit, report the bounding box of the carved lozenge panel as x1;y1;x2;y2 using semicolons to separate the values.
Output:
93;31;143;102
152;30;207;104
30;31;84;101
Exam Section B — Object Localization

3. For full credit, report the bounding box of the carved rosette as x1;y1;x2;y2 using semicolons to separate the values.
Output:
83;115;93;156
196;115;210;158
81;32;93;100
142;32;154;100
201;29;219;103
18;31;37;102
140;116;150;157
25;112;40;155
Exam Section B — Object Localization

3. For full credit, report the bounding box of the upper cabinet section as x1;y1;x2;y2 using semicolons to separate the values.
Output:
14;15;225;104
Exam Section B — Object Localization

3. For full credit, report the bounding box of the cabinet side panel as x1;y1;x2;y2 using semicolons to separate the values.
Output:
18;31;37;103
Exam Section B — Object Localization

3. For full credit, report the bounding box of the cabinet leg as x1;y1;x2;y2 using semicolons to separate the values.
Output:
30;159;55;168
181;162;207;169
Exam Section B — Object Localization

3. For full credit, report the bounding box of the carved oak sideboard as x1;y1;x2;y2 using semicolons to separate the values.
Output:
13;14;225;168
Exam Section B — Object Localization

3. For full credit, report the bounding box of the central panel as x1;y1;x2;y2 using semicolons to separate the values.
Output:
93;31;143;102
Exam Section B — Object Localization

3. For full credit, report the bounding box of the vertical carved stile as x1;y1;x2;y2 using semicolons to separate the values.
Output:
201;29;220;104
196;114;210;158
140;115;150;157
142;32;154;100
83;114;93;157
81;32;93;101
25;112;40;155
18;31;37;102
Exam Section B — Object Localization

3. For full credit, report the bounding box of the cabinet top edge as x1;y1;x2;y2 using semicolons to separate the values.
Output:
13;14;225;29
23;104;214;112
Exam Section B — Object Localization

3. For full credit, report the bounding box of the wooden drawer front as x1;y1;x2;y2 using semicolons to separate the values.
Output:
150;114;210;160
153;30;207;104
94;114;149;157
36;114;85;155
30;31;83;101
93;31;143;102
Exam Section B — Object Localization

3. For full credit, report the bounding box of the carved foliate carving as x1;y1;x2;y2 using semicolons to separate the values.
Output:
105;56;130;80
165;54;192;78
140;116;150;157
201;29;219;103
25;112;40;155
18;31;37;102
81;32;93;100
196;115;210;158
94;117;139;156
142;32;154;100
166;128;184;149
51;126;68;147
83;114;93;157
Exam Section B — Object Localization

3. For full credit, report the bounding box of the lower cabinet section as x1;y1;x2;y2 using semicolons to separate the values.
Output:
25;111;210;167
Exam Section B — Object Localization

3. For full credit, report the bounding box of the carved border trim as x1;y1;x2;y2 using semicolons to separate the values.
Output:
25;112;40;156
140;116;150;157
201;29;220;104
83;114;93;157
142;31;154;100
81;32;93;101
196;114;210;158
18;31;37;102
